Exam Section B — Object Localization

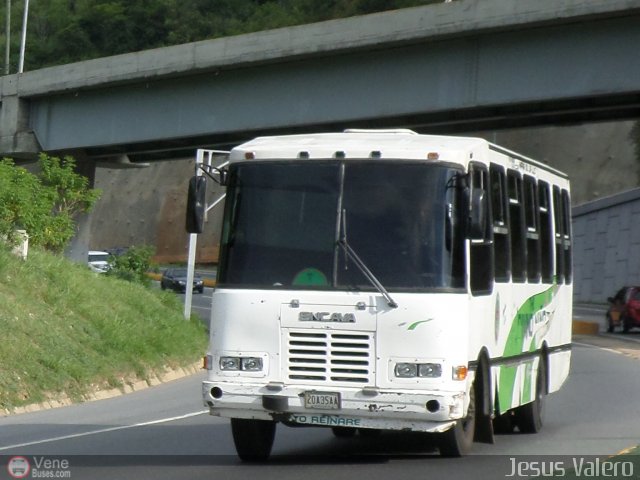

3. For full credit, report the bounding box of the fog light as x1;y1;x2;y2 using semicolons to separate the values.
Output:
426;400;440;413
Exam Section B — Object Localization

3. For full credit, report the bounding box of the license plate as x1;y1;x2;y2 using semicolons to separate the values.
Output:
304;391;341;410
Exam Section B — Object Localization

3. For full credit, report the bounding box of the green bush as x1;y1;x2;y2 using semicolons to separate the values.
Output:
107;245;156;285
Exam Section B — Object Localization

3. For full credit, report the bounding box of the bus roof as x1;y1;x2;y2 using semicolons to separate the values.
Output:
230;130;485;161
228;130;568;179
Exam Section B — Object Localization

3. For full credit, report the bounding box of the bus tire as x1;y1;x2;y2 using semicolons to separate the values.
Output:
514;360;546;434
439;383;476;457
231;418;276;462
332;427;357;438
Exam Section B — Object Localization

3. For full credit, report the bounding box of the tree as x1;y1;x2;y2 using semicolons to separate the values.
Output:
0;154;100;253
2;0;446;71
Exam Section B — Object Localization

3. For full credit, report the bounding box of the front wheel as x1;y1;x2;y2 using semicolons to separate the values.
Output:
230;418;276;462
439;383;476;457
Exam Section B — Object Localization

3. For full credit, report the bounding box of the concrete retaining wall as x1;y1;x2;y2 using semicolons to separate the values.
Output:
573;188;640;303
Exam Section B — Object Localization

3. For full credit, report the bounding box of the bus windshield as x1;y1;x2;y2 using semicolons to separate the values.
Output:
217;161;466;292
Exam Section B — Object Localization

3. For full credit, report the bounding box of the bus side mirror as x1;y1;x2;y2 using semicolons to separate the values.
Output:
186;175;207;234
468;189;487;240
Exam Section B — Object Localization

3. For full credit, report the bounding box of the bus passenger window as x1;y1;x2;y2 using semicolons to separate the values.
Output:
553;186;565;283
538;181;554;283
524;175;540;283
490;164;510;282
507;170;526;282
562;189;572;284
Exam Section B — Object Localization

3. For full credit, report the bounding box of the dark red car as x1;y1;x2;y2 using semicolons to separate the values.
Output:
606;287;640;333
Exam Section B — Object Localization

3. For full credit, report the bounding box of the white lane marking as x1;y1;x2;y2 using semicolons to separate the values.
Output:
0;410;208;452
573;341;623;355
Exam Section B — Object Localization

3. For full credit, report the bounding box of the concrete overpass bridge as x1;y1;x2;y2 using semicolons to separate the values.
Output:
1;0;640;166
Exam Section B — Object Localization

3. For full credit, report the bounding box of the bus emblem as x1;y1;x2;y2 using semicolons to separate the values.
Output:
299;312;356;323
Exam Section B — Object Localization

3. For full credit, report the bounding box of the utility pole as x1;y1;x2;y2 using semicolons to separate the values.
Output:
17;0;27;73
4;0;10;74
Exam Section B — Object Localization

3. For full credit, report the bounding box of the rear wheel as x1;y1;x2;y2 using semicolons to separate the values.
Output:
513;360;546;434
439;383;476;457
230;418;276;462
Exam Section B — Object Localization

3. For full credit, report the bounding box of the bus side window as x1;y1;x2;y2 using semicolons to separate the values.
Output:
538;181;554;283
470;164;494;296
507;170;526;283
562;189;572;284
553;186;565;283
524;175;541;283
490;164;510;282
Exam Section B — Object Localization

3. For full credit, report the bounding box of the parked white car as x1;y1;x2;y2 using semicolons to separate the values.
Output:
88;250;111;273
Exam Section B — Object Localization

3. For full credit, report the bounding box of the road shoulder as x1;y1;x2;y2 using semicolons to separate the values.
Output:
574;333;640;361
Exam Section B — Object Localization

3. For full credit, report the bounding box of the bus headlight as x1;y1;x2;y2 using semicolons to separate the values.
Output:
418;363;442;378
395;363;418;378
220;357;241;371
219;356;264;372
394;362;442;378
241;357;263;371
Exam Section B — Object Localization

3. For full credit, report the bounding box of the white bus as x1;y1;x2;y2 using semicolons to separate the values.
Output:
188;129;573;461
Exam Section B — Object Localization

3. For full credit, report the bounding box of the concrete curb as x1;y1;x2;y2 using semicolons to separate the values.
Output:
572;320;599;335
1;362;203;418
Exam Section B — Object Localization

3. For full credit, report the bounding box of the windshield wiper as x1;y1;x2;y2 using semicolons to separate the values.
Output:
338;210;398;309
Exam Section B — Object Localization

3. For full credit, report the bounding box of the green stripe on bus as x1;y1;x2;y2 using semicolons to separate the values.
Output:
497;284;558;412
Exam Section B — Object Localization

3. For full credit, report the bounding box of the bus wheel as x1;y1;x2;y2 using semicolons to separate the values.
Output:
231;418;276;462
514;362;546;434
332;427;357;438
358;428;382;437
439;383;476;457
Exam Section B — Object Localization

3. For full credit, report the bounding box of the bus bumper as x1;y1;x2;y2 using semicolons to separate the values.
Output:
202;380;464;433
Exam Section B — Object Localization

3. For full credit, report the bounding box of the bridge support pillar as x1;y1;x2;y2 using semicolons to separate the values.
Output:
0;88;40;159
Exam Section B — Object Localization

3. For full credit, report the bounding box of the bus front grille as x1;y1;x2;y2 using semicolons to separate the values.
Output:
285;330;374;385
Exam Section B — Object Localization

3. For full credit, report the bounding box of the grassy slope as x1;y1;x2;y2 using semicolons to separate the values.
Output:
0;247;208;410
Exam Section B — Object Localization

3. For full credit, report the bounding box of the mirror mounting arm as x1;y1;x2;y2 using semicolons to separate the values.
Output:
198;162;229;186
